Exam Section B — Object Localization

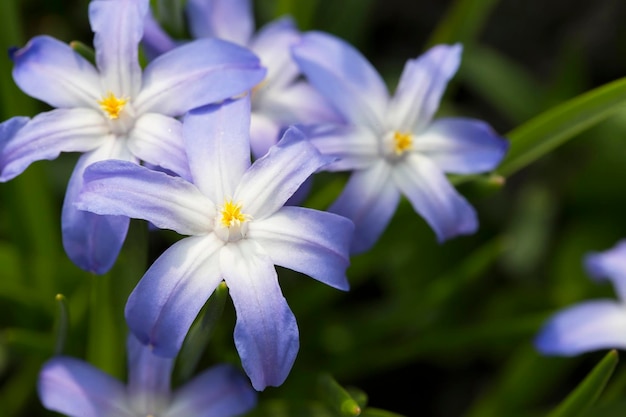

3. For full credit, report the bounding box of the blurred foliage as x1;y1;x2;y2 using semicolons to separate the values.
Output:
2;0;626;416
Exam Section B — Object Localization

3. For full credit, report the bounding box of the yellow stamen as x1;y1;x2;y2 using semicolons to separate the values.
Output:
220;200;247;228
98;92;129;119
392;131;413;155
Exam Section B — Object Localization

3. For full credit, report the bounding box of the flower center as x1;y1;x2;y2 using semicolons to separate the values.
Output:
220;200;247;228
215;199;250;242
98;92;129;119
392;131;413;155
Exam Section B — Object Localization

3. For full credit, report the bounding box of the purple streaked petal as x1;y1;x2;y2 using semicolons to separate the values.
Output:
89;0;147;97
387;44;461;133
414;117;508;174
235;127;332;219
187;0;254;45
38;357;134;417
292;31;388;133
305;124;379;172
393;153;477;242
0;116;29;158
11;35;101;108
78;160;214;235
126;234;224;357
249;206;352;290
330;160;399;253
249;113;280;159
167;364;257;417
128;113;190;180
183;98;251;201
535;300;626;356
62;141;136;274
221;239;299;390
585;240;626;302
0;108;108;181
135;38;265;116
141;9;178;60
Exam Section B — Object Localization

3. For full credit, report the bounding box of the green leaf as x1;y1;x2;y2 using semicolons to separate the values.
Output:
360;409;406;417
427;0;500;47
548;350;618;417
317;373;363;416
497;76;626;177
53;294;69;355
70;40;96;64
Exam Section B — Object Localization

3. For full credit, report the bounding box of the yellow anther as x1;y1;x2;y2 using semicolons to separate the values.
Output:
220;200;247;228
98;92;129;119
392;131;413;155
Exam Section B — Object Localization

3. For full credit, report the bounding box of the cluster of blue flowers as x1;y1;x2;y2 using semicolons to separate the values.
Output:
0;0;540;415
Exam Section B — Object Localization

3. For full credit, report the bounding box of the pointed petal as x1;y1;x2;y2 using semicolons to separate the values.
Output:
183;98;251;201
126;334;174;412
0;109;108;181
126;235;224;357
187;0;254;45
135;38;265;116
89;0;147;97
235;127;331;219
387;44;461;133
78;160;214;235
535;300;626;356
11;35;101;108
38;357;134;417
414;117;508;174
141;9;178;60
249;206;352;290
221;240;299;390
128;113;191;180
62;142;136;274
292;31;388;132
392;153;477;242
304;124;379;171
167;364;257;417
585;240;626;302
330;160;400;253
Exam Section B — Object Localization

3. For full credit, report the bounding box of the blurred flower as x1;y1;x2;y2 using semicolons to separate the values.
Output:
0;0;265;274
535;239;626;356
76;96;353;390
292;32;509;253
39;334;256;417
143;0;339;158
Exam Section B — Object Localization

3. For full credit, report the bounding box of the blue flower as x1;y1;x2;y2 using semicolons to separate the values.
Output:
75;96;354;390
39;335;256;417
535;239;626;356
291;32;509;253
0;0;265;274
142;0;340;158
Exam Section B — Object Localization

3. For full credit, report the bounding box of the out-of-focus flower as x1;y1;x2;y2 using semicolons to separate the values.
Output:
0;0;265;274
143;0;339;158
535;239;626;356
39;335;256;417
76;96;353;390
292;32;508;253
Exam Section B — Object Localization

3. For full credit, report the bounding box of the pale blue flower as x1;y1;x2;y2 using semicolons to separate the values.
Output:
535;239;626;356
292;32;508;253
39;335;256;417
75;96;353;390
0;0;265;274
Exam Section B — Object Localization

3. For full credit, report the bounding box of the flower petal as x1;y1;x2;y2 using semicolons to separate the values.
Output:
249;113;280;159
0;109;108;181
78;160;214;235
386;44;461;133
125;234;224;357
249;206;352;290
62;141;136;274
38;357;134;417
585;240;626;302
221;239;299;390
167;364;257;417
292;31;388;132
141;9;178;60
393;154;477;242
535;300;626;356
330;160;400;253
304;123;379;171
135;38;265;116
183;98;251;201
128;113;190;180
11;35;101;108
234;126;332;219
414;117;508;174
187;0;254;45
89;0;147;97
